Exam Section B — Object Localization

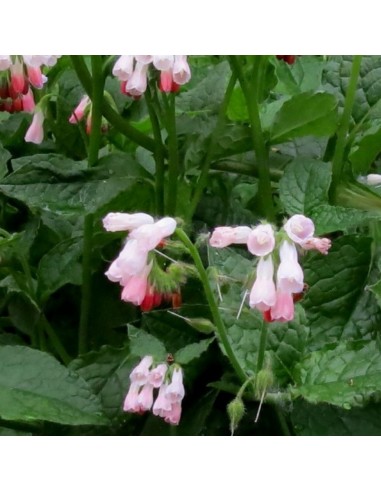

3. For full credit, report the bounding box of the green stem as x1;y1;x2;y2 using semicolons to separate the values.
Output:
229;56;275;222
162;93;179;216
331;55;362;184
189;73;237;218
145;85;166;215
87;56;104;166
40;315;71;365
256;319;268;375
70;55;156;153
175;229;247;384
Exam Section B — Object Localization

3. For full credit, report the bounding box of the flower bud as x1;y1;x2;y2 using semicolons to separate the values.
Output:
227;397;245;435
255;368;274;400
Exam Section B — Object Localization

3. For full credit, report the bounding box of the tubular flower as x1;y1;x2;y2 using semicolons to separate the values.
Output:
247;224;275;256
24;109;44;144
249;256;277;312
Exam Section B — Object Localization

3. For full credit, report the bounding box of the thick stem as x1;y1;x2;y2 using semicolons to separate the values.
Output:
145;85;166;215
331;55;362;184
70;55;156;153
175;229;247;384
189;73;237;218
162;93;179;216
229;56;275;222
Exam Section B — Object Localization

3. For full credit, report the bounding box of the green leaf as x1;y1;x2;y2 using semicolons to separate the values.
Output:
0;346;106;425
269;92;338;144
227;87;248;121
274;56;325;95
279;158;331;215
37;237;83;302
310;204;380;235
128;325;167;361
0;426;32;436
291;400;381;436
293;340;381;408
0;143;11;178
349;126;381;175
174;338;215;365
303;235;376;350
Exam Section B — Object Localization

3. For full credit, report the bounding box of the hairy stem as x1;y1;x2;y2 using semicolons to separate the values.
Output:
162;93;179;216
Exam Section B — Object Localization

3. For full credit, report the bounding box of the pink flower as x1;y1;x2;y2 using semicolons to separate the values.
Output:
152;383;172;417
26;65;44;89
112;55;134;81
123;382;141;412
270;289;294;322
165;368;185;403
247;224;275;256
10;59;26;95
163;402;182;425
209;226;251;248
153;56;174;71
134;55;153;65
148;363;168;388
25;110;44;144
69;95;90;124
0;55;11;71
300;237;331;255
276;241;304;294
284;214;315;244
115;238;149;277
21;89;35;113
126;62;148;97
121;263;152;305
137;383;154;412
159;71;174;93
249;256;276;312
172;56;191;85
129;355;153;386
129;217;177;251
102;212;154;232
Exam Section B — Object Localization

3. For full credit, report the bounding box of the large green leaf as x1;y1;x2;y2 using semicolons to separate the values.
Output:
274;56;325;95
128;325;167;361
269;92;338;144
0;346;106;425
302;236;377;350
349;126;381;175
310;204;380;235
293;340;381;408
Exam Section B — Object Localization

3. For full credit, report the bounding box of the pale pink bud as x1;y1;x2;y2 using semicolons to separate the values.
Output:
163;402;182;425
115;238;149;277
300;237;331;255
209;226;251;248
129;355;153;385
249;256;276;312
247;224;275;256
26;65;44;89
134;55;153;65
0;55;12;71
137;383;154;412
173;56;191;85
284;214;315;244
160;70;174;93
126;62;148;97
153;383;172;417
21;89;35;113
112;55;134;81
270;289;294;322
123;382;141;412
69;95;90;124
129;217;177;251
165;368;185;403
153;56;174;72
121;262;152;305
277;241;304;294
25;110;44;144
148;363;168;388
102;212;154;232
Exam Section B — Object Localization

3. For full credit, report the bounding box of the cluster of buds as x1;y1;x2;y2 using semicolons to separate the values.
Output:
124;355;185;425
0;55;60;113
276;55;297;64
112;55;191;98
209;214;331;323
103;212;184;310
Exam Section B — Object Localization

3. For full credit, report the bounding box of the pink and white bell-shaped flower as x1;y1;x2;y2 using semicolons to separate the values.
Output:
159;71;174;93
126;62;148;97
10;59;25;95
115;238;149;277
163;402;182;425
137;383;154;412
129;217;177;251
129;355;153;386
0;55;11;71
172;56;191;85
121;262;152;305
209;226;251;248
165;368;185;403
152;383;172;417
276;241;304;294
123;382;141;412
26;65;44;89
249;256;277;312
284;214;315;245
112;55;134;81
270;288;294;322
102;212;154;232
247;224;275;256
134;55;153;65
153;56;174;71
148;363;168;388
69;95;91;124
25;110;44;144
300;237;331;255
21;89;35;113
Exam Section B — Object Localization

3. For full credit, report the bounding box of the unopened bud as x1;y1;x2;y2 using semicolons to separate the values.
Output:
255;368;274;400
184;317;215;334
227;397;245;436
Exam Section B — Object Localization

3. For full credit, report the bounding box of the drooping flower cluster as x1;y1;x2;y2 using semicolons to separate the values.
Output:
103;212;183;310
209;214;331;322
112;56;191;98
0;55;60;113
124;355;185;425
